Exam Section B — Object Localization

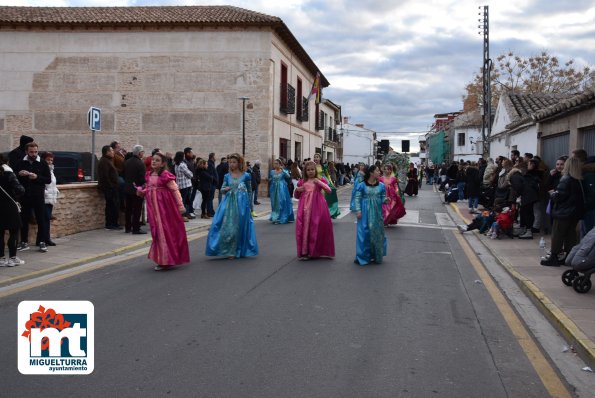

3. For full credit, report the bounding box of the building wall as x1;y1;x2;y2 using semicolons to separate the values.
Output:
453;126;481;161
342;126;374;165
19;183;105;242
0;28;290;173
537;106;595;154
269;33;322;168
489;125;538;159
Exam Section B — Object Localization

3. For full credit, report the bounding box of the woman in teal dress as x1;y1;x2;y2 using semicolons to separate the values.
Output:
269;159;295;224
313;153;340;218
350;163;366;211
206;153;258;259
354;165;388;265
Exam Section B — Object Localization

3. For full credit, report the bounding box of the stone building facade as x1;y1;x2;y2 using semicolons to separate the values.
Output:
0;6;331;175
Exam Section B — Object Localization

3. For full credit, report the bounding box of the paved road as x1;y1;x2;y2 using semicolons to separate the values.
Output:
0;185;562;397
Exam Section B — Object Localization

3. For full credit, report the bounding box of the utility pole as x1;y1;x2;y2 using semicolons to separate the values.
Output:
479;5;492;158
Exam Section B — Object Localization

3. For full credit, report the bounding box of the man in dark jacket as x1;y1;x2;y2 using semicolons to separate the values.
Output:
216;157;228;205
8;135;34;168
207;152;219;216
98;145;121;230
183;147;197;217
123;145;146;234
252;161;262;205
14;142;51;252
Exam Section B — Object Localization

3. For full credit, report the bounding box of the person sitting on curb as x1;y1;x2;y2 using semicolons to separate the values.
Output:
457;208;496;235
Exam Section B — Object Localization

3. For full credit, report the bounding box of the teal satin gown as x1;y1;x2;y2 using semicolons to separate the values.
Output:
206;172;258;257
269;169;295;224
354;182;387;265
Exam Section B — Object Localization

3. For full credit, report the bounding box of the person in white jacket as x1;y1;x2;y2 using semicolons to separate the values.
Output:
42;152;59;246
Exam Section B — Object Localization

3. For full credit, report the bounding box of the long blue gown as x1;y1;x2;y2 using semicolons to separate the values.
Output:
354;182;387;265
269;169;295;224
206;172;258;257
350;171;365;211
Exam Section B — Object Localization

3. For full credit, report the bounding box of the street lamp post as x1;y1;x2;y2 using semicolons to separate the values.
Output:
238;96;249;157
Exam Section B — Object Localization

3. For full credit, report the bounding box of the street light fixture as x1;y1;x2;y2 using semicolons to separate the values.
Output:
238;96;249;157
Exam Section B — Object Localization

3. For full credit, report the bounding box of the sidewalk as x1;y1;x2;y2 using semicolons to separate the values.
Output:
0;195;275;289
448;199;595;366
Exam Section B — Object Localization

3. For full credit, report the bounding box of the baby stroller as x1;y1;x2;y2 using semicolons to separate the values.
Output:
561;228;595;293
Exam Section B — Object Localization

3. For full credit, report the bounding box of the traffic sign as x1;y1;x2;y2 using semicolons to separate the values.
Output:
87;107;101;131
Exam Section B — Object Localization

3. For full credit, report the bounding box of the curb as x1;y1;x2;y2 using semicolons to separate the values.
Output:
1;206;277;290
449;202;595;367
0;224;209;289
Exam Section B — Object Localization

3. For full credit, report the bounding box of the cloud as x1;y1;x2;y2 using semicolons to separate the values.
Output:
1;0;594;134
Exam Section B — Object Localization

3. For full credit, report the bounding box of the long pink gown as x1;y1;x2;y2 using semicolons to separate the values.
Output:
294;177;335;258
144;170;190;267
379;175;406;226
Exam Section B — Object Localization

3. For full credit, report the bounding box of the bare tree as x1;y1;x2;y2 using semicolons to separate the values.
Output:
463;51;595;112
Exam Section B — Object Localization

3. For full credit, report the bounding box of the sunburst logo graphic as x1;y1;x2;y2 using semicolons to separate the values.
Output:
18;301;94;375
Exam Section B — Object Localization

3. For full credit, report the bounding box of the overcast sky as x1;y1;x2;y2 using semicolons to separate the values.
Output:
3;0;595;151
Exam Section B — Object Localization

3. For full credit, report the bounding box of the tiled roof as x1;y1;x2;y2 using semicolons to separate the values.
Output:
0;6;279;25
504;92;570;129
532;89;595;122
0;6;329;87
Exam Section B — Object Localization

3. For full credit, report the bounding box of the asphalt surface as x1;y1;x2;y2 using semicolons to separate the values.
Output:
0;186;556;397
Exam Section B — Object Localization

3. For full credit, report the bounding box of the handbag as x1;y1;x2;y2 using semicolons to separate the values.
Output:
0;184;21;213
546;199;552;216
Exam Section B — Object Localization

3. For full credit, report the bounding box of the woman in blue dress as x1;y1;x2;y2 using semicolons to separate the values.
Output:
206;153;258;259
350;163;366;211
269;158;295;224
354;165;388;265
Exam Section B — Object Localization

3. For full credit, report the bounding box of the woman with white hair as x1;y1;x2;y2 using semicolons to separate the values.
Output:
541;156;585;266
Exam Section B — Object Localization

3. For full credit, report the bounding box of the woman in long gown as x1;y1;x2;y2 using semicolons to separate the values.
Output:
405;162;419;196
138;152;189;271
354;165;388;265
269;158;295;224
206;153;258;259
379;164;406;226
313;153;340;219
294;161;335;260
350;163;366;211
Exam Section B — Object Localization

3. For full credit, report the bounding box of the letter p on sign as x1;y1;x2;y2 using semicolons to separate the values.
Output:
87;107;101;131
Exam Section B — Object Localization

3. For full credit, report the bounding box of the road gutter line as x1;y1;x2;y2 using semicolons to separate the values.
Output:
453;231;572;398
449;202;595;366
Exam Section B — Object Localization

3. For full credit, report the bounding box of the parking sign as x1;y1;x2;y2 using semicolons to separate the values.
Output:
87;107;101;131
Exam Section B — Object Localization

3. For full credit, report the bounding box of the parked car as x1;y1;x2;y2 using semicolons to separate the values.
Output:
1;150;97;184
52;151;97;184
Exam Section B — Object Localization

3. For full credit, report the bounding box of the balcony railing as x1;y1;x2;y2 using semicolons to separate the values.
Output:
280;83;295;114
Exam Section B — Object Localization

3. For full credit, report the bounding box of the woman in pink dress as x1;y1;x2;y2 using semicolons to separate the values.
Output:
379;164;406;226
293;161;335;260
137;152;190;271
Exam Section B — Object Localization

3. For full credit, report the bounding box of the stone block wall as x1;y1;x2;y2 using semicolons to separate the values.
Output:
24;183;105;242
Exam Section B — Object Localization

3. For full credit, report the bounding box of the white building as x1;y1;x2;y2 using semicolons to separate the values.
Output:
453;111;482;162
341;121;376;165
489;92;567;159
318;99;342;162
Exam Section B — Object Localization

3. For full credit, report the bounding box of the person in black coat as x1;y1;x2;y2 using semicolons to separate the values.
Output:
252;161;262;205
123;145;146;234
13;142;51;251
465;163;481;213
207;153;219;216
542;156;585;266
196;159;214;218
8;135;33;169
0;155;26;266
216;157;228;205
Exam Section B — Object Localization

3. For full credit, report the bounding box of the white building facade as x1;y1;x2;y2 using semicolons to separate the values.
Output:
453;111;482;162
341;122;376;165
